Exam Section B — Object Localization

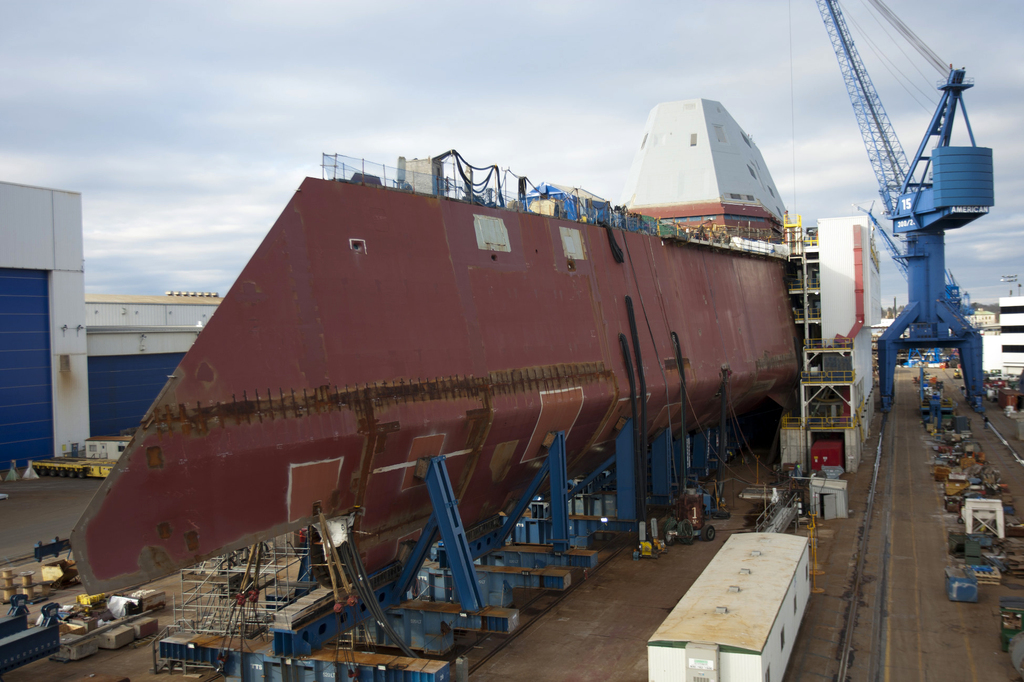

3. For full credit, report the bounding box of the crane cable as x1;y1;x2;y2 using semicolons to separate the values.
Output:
843;5;936;112
862;0;947;75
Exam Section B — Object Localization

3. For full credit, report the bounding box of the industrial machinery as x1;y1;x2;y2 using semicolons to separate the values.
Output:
818;0;993;412
0;595;61;678
676;491;717;542
663;516;694;546
636;519;667;559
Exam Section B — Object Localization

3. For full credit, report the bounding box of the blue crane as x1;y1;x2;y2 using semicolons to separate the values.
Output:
817;0;993;412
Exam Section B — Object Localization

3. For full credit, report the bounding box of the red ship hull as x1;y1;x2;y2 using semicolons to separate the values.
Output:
72;178;797;592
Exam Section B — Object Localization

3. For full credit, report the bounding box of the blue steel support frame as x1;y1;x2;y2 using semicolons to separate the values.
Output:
568;454;614;498
393;444;562;605
423;455;484;613
391;514;439;604
614;420;637;521
546;432;571;554
649;428;673;505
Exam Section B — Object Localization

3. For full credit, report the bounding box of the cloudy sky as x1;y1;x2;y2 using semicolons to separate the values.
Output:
2;1;1021;305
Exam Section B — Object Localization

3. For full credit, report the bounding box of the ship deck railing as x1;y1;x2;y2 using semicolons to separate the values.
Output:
781;415;856;430
656;221;790;259
321;153;657;234
804;338;853;350
322;153;791;259
793;308;822;322
788;277;821;292
800;370;855;384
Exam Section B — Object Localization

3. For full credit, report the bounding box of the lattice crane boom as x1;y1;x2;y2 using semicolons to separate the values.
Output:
817;0;910;217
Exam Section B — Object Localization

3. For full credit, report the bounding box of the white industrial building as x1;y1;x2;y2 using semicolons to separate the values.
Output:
85;293;219;437
0;179;219;470
781;215;881;473
999;296;1024;377
983;332;1003;373
648;533;810;682
0;181;89;468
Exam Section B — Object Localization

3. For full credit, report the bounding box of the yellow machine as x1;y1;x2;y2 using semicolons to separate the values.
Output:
637;519;667;559
76;592;107;607
32;458;116;479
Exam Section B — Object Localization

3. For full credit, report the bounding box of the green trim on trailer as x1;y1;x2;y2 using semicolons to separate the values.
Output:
647;640;761;656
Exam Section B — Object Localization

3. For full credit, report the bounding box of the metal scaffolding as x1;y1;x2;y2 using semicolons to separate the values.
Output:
175;534;312;640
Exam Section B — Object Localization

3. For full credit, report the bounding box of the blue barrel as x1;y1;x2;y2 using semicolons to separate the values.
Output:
932;146;994;208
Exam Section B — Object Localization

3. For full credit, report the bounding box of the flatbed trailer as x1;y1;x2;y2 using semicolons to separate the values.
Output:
33;458;117;479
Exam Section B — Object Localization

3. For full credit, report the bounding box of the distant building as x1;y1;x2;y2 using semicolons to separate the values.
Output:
0;179;219;471
0;181;89;469
969;309;996;328
1001;296;1024;377
85;293;220;436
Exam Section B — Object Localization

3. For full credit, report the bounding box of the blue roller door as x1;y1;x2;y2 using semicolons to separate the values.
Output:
88;352;185;436
0;268;53;469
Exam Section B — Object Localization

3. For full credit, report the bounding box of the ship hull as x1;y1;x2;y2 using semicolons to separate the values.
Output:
72;178;798;592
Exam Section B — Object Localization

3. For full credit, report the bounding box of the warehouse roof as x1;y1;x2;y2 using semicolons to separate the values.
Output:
85;293;222;305
649;533;808;654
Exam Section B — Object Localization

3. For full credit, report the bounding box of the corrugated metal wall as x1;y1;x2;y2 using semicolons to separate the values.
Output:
720;651;764;681
87;352;184;436
0;268;53;468
647;646;686;682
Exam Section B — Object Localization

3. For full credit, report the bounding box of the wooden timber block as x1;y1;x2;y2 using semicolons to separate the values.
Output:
133;616;159;639
68;617;98;632
97;624;135;650
59;637;99;660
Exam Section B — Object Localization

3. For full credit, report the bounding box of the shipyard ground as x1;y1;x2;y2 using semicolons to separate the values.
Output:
787;367;1024;682
3;368;1023;681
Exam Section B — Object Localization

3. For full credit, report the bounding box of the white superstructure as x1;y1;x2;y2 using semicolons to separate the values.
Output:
620;99;786;223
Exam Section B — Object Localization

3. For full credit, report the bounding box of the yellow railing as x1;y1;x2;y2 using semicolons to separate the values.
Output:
788;278;821;292
804;338;853;350
782;415;855;429
806;416;854;429
782;415;803;429
804;236;819;248
794;309;822;322
801;370;854;383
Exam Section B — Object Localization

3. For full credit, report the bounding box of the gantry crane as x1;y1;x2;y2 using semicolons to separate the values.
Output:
817;0;993;412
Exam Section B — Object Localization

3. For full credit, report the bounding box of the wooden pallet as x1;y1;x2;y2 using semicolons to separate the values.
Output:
973;566;1002;584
